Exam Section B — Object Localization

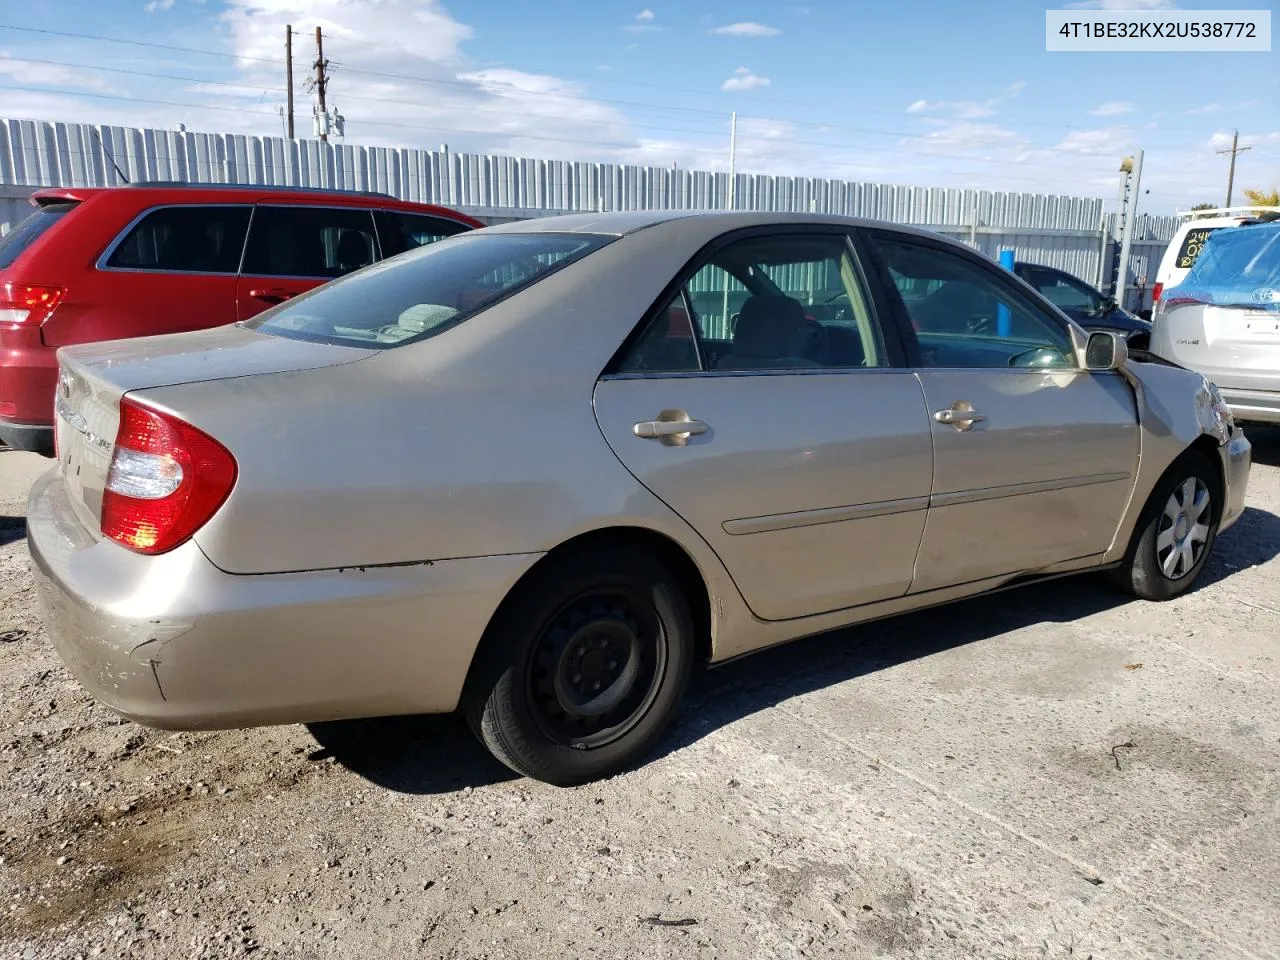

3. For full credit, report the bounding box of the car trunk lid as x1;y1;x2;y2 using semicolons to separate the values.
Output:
54;323;375;536
1152;300;1280;390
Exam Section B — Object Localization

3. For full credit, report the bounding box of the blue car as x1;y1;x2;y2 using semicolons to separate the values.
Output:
1014;261;1152;348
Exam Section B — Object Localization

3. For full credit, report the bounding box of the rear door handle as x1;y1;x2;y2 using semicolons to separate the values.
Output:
934;405;987;430
634;419;709;439
248;287;298;304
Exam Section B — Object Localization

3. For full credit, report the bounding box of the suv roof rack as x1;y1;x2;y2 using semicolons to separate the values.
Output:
1175;204;1280;219
125;180;398;201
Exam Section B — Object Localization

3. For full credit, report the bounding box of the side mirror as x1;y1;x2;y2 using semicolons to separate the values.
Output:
1085;330;1128;371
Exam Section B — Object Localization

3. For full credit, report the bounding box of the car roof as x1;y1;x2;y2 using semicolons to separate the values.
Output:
479;209;958;242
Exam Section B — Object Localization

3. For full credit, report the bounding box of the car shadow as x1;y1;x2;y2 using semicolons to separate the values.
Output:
309;499;1280;795
0;516;25;548
1244;425;1280;467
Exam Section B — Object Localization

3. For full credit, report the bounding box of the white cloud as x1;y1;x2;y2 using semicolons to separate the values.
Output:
711;22;782;37
1054;127;1131;156
721;67;771;91
625;10;661;33
634;8;654;20
904;82;1026;121
1186;102;1221;116
0;54;115;91
144;0;175;10
1065;0;1175;8
1090;101;1134;117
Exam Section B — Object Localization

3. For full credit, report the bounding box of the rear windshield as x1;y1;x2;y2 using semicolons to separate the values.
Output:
0;202;77;269
1177;225;1280;308
246;231;612;348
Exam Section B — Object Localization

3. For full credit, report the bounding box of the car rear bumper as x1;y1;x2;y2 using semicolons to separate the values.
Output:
1219;429;1251;534
0;331;57;428
1219;387;1280;425
27;466;541;729
0;419;53;453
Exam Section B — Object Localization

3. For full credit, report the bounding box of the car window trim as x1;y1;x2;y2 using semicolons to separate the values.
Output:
600;223;907;380
239;203;381;281
856;226;1082;372
95;202;255;277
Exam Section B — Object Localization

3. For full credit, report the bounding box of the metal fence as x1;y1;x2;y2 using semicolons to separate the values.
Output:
0;116;1176;310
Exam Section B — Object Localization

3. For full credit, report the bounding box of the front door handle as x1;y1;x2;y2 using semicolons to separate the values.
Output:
248;287;299;304
633;411;708;446
934;403;987;431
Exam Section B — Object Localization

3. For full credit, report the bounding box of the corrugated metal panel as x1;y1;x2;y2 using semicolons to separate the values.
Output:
0;116;1180;296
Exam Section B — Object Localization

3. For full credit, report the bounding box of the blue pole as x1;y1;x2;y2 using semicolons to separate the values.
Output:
997;249;1015;337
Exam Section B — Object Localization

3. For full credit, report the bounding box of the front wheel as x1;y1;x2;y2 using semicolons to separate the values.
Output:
1111;451;1220;601
466;546;694;786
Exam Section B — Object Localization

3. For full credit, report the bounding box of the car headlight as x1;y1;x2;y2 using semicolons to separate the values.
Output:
1206;380;1235;434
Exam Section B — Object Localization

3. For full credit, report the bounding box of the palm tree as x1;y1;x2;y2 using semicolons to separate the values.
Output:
1243;187;1279;207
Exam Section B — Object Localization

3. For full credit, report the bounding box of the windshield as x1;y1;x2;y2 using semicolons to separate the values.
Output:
1176;224;1280;309
247;231;613;348
0;202;77;269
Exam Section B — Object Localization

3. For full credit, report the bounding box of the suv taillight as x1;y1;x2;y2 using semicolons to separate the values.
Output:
0;282;64;326
1151;282;1163;303
101;397;237;555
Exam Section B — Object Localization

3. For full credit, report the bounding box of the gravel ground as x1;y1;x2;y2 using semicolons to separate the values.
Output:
1;431;1278;960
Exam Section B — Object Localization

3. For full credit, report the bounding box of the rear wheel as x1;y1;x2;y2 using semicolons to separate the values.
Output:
466;546;694;786
1111;450;1220;600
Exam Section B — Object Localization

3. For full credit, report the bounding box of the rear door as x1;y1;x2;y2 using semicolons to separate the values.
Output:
44;204;250;346
593;227;934;622
235;204;379;320
865;231;1139;593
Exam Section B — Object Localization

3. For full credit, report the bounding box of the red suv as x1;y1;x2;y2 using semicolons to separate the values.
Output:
0;183;483;453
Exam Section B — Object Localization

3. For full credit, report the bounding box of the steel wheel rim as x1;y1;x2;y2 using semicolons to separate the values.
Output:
1156;476;1212;581
526;586;667;750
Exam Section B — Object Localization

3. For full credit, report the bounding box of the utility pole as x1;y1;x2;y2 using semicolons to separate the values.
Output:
284;25;295;139
727;111;737;211
313;26;330;142
1217;130;1250;207
1115;149;1143;312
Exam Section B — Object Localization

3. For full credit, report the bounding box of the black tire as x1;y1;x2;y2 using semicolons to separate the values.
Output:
465;545;694;786
1110;450;1220;601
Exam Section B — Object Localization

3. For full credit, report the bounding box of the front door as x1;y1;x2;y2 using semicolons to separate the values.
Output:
235;204;380;320
866;232;1140;593
593;229;934;622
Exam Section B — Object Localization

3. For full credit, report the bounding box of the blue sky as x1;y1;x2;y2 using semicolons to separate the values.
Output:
1;0;1276;211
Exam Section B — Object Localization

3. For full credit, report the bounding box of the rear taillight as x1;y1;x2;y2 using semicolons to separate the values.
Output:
1162;289;1212;307
101;397;237;555
0;282;64;325
1151;283;1163;303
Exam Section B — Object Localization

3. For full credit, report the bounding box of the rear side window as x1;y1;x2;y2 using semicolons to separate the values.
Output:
375;210;471;257
1173;226;1220;270
105;205;250;273
0;202;77;269
246;232;611;348
242;205;378;279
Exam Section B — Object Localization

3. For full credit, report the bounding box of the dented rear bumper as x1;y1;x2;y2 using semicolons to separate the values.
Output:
26;467;541;729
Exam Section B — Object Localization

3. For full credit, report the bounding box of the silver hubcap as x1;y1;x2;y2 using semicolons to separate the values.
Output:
1156;477;1212;581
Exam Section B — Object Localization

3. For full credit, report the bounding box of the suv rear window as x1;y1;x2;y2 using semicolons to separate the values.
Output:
246;232;612;348
1179;224;1279;307
106;205;251;273
0;201;77;269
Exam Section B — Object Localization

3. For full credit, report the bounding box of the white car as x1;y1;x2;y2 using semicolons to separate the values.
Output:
1153;206;1280;307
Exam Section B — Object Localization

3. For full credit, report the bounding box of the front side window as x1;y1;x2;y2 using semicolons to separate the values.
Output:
872;236;1076;370
247;232;611;348
241;205;378;279
375;210;472;257
105;205;250;273
618;232;889;374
